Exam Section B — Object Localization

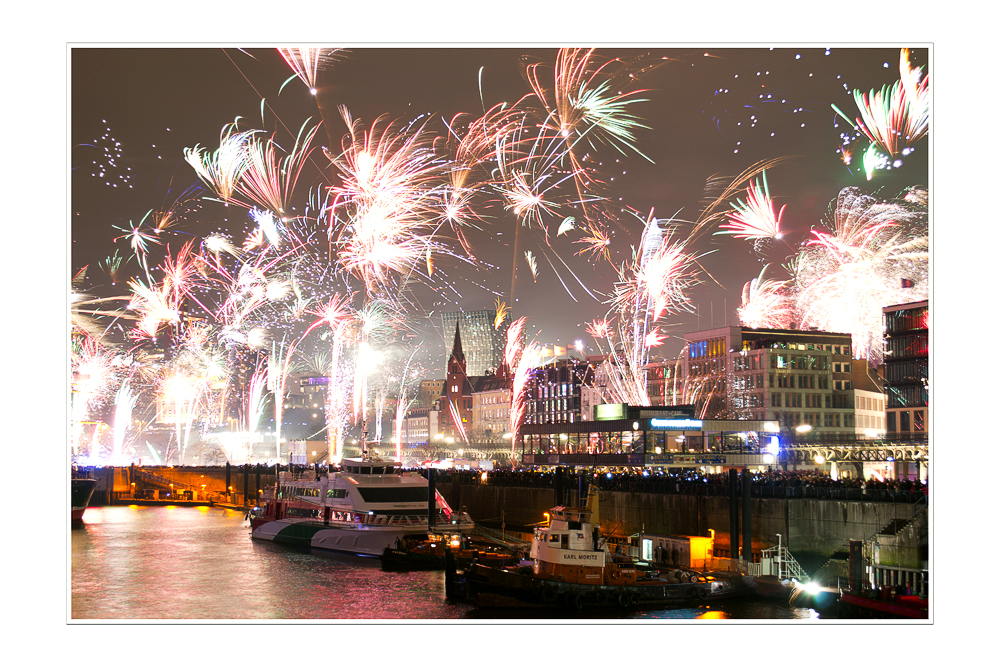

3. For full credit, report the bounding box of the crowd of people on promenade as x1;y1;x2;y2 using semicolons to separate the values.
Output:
81;461;925;500
432;466;927;498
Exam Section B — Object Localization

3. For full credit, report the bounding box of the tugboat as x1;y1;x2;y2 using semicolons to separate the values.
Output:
447;486;749;610
249;457;475;557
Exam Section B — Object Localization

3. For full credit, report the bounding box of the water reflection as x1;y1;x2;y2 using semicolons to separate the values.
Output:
72;506;816;621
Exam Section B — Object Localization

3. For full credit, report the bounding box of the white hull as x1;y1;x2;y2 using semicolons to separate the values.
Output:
251;518;432;556
249;459;474;556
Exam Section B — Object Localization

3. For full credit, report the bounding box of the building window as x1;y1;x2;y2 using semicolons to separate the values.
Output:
900;410;910;432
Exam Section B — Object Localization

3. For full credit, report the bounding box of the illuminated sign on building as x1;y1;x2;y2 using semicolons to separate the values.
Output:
649;418;704;430
595;404;628;421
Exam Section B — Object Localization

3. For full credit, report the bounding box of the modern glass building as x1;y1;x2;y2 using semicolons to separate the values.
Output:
441;309;511;377
882;300;929;436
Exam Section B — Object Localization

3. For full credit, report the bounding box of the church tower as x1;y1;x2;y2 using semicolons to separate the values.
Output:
447;321;467;378
441;322;472;439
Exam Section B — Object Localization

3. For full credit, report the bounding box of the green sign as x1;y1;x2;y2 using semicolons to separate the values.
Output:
594;403;627;421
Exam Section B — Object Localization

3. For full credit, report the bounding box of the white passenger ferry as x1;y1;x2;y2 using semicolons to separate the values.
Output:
249;457;474;556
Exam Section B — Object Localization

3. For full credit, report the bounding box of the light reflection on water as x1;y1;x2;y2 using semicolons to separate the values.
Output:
72;506;815;621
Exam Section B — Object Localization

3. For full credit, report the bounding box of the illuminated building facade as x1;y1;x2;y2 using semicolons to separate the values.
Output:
882;300;929;437
524;358;595;425
646;360;684;406
676;326;879;438
401;406;440;449
415;379;446;408
472;373;511;436
518;403;779;471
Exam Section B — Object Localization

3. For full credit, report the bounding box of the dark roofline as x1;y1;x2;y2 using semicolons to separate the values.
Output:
882;300;929;313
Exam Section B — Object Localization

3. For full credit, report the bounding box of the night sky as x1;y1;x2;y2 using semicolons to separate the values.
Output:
70;45;929;369
16;1;990;644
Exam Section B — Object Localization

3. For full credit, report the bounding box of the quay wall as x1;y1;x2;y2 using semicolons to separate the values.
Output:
435;482;927;569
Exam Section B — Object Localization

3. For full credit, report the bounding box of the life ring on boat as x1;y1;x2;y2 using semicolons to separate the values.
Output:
595;591;609;605
568;593;584;610
540;586;558;604
629;593;640;606
696;586;709;601
618;592;631;607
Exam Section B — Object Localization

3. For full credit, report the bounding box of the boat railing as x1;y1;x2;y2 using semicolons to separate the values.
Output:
864;564;928;598
278;471;318;482
759;543;809;581
704;556;761;575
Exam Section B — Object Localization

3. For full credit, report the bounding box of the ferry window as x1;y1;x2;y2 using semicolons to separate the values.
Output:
549;534;560;543
561;534;569;548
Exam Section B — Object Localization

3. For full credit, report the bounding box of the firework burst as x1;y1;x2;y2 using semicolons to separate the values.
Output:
717;170;786;242
791;186;928;364
237;120;321;217
737;265;795;329
278;47;344;95
831;48;929;173
184;121;254;205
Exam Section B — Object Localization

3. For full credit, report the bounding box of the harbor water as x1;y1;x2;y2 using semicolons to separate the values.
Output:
71;505;819;621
